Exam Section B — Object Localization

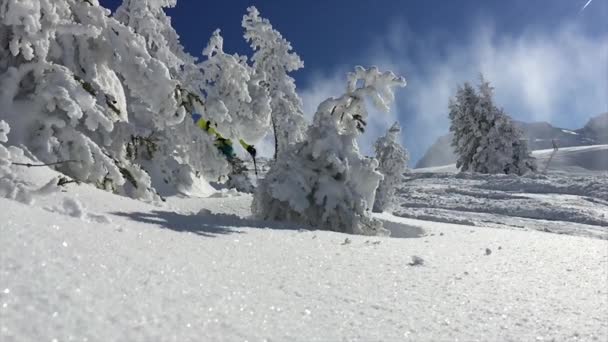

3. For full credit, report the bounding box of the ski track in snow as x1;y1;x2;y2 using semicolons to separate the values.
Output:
394;172;608;239
1;150;607;341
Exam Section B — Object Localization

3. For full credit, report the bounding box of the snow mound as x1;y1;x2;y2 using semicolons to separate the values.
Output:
61;198;86;219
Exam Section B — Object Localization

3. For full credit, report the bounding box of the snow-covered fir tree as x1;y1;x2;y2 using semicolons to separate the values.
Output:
449;76;536;175
373;122;409;213
112;0;221;196
198;28;271;144
0;0;185;199
449;82;480;172
115;0;189;77
252;66;406;235
195;28;273;192
473;79;536;175
242;6;307;159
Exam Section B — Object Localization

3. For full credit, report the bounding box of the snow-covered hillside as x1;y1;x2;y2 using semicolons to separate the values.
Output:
415;144;608;174
1;145;607;341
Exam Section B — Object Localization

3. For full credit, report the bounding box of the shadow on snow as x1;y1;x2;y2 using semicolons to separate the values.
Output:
111;209;303;238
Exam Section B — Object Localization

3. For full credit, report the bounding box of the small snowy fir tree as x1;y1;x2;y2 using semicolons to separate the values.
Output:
242;6;307;159
252;66;406;235
449;76;536;175
373;122;409;213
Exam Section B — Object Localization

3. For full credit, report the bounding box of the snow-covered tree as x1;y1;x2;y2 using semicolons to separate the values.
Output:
0;120;10;174
252;66;406;235
198;29;271;143
115;0;188;77
449;82;480;172
0;0;183;199
0;120;26;202
449;76;536;175
473;79;536;175
373;122;409;213
113;0;228;195
242;6;307;159
479;111;537;175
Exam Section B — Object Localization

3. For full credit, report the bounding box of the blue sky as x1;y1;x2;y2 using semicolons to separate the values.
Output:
100;0;607;163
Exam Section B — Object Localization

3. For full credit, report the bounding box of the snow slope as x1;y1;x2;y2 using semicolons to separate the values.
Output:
415;144;608;174
1;154;607;341
401;145;608;240
394;171;608;239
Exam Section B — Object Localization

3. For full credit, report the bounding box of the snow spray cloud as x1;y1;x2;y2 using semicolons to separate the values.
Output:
299;20;608;165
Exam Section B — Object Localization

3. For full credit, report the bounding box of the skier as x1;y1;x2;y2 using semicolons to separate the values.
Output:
190;113;258;175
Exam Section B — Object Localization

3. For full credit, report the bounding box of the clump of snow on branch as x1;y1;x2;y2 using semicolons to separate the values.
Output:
0;120;9;144
373;122;409;213
0;121;11;169
449;76;536;175
243;6;307;158
115;0;184;75
252;66;406;235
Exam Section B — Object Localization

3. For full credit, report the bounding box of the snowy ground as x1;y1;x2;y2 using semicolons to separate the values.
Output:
393;172;608;240
1;148;607;341
400;145;608;239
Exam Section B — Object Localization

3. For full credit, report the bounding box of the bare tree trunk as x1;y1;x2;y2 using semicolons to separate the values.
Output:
272;115;279;160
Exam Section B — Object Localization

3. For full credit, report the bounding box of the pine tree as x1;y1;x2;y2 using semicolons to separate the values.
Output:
449;82;480;172
116;1;272;196
373;122;409;213
198;29;271;144
242;6;307;159
449;76;536;175
252;66;406;235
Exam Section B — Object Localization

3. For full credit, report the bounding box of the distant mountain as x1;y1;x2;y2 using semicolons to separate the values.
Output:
577;112;608;144
415;113;608;168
